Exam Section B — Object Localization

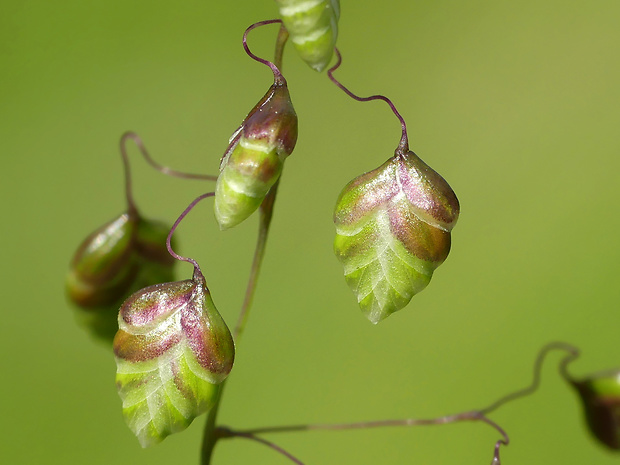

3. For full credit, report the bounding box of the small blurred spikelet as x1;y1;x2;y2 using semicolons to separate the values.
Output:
572;370;620;450
334;150;459;323
66;210;175;341
114;274;235;447
214;80;297;230
275;0;340;71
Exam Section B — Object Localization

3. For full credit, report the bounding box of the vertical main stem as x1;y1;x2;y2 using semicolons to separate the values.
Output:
234;180;280;340
200;23;289;465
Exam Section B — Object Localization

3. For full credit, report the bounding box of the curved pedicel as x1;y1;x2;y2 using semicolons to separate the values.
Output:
275;0;340;71
334;150;459;324
114;273;235;447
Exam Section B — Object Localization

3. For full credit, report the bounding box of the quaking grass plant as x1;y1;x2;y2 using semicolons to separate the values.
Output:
65;2;620;464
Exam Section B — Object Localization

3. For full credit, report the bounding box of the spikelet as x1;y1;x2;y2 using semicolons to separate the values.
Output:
66;211;175;341
333;150;459;323
114;274;234;447
275;0;340;71
214;81;297;230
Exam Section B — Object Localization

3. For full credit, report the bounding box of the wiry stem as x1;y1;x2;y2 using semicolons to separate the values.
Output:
217;342;582;464
327;48;409;154
166;191;215;281
219;427;305;465
479;416;509;464
478;341;580;415
119;132;217;192
243;19;286;85
119;132;138;215
218;411;505;465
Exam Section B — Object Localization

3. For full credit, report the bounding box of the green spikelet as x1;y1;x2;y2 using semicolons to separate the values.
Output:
275;0;340;72
114;274;234;447
215;81;297;230
333;150;459;324
66;211;176;341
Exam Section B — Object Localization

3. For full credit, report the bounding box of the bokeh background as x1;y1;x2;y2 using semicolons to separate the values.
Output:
2;1;619;463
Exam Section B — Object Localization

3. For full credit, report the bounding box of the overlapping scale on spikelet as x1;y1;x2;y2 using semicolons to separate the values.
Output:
334;150;459;323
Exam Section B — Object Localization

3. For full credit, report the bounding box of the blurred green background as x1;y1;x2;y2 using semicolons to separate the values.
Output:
2;1;619;463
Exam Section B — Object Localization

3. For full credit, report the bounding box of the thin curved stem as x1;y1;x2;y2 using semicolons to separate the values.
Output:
119;132;138;214
120;131;218;182
219;342;583;464
228;342;581;436
243;19;286;85
219;428;305;465
166;191;215;281
274;24;289;72
327;48;409;153
478;341;580;415
225;411;488;435
479;415;509;464
220;411;507;465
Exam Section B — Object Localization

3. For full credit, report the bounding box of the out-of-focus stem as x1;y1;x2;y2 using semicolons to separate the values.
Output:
200;386;222;465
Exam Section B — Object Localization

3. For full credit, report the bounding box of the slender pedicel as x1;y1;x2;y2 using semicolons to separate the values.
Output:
166;191;215;280
218;428;305;465
120;132;217;190
479;341;580;415
219;411;507;465
327;47;409;153
243;19;286;84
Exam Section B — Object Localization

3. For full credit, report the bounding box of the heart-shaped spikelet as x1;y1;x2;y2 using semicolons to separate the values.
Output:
334;150;459;323
114;274;234;447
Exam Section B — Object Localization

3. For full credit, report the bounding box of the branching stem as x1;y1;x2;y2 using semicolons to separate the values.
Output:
216;341;581;464
219;427;305;465
119;132;217;216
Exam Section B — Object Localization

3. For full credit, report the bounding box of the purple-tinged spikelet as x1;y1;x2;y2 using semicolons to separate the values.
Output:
334;150;459;323
215;81;298;230
114;274;234;447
